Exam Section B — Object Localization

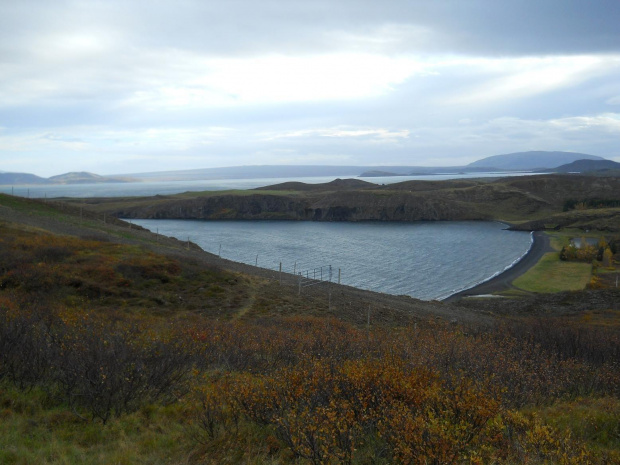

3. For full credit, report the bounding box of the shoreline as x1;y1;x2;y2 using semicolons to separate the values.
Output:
443;231;553;302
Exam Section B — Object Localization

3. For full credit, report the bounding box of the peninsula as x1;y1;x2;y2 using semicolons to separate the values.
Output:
74;174;620;231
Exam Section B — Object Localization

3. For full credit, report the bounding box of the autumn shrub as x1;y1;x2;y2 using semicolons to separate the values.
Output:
1;222;619;460
193;358;502;464
115;253;182;283
33;245;73;263
0;302;51;389
0;297;195;423
47;314;195;423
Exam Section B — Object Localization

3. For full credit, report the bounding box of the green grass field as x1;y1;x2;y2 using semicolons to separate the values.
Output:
0;386;190;465
513;252;592;293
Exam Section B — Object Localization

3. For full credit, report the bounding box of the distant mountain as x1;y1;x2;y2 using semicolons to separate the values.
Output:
0;171;136;186
125;165;496;182
121;165;371;181
467;151;605;171
359;170;402;177
48;171;135;184
548;159;620;173
0;172;51;185
1;152;614;187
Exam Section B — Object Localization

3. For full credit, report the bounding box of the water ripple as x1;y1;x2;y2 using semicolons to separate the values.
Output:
133;220;532;301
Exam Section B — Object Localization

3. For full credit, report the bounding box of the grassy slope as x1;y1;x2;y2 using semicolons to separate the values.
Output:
0;386;191;465
1;194;619;464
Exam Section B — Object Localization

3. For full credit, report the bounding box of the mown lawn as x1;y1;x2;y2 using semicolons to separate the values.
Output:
513;252;592;293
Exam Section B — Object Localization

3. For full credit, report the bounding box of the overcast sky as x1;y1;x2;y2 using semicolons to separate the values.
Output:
1;0;619;177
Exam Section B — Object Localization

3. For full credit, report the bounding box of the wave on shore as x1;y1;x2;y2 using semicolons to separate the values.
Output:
440;231;534;301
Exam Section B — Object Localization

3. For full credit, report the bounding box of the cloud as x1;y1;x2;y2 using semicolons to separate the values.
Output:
122;53;428;109
445;55;620;105
261;127;410;142
1;0;619;175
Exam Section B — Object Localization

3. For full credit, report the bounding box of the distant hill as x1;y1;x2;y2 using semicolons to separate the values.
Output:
0;172;50;185
48;171;136;184
254;178;376;191
122;165;372;181
358;170;402;177
87;174;620;228
0;171;137;185
2;152;614;186
468;151;605;171
549;159;620;173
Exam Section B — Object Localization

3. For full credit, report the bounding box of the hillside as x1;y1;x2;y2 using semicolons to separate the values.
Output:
0;171;136;185
48;171;136;184
0;172;50;185
468;150;604;170
550;158;620;173
254;177;377;191
0;193;466;325
1;193;619;463
76;174;620;230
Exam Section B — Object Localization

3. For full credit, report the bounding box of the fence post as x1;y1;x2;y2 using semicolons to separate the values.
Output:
338;268;341;285
279;262;282;285
298;273;302;295
328;281;331;312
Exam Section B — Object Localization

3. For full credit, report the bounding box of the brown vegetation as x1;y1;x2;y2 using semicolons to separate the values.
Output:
1;194;619;463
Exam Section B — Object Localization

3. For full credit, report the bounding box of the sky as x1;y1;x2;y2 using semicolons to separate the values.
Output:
1;0;619;177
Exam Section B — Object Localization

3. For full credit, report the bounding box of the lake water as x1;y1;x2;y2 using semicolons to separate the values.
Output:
2;171;538;199
3;174;534;300
132;219;533;301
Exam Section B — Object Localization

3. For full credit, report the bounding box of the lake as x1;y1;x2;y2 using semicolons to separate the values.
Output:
132;219;532;301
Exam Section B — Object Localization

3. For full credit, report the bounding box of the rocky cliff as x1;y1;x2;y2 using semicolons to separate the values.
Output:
87;174;620;227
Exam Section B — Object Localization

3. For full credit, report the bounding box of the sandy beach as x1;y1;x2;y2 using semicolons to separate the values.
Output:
443;231;554;302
